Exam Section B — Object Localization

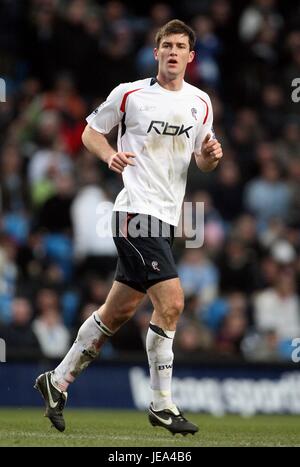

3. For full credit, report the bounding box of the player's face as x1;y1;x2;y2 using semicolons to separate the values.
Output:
154;34;195;79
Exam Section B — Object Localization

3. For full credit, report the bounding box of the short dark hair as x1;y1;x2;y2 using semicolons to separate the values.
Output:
155;19;196;51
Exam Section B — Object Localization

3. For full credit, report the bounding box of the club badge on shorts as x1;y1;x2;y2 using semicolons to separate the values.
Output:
151;261;160;272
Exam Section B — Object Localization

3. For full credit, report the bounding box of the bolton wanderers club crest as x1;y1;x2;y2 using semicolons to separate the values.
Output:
151;261;160;271
191;107;197;121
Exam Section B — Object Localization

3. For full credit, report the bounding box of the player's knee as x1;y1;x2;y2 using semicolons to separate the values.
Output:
171;297;184;318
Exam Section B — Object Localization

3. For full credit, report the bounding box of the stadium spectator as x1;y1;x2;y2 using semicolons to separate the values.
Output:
253;263;300;359
244;160;291;226
178;248;219;306
0;297;41;359
215;292;249;356
32;305;70;358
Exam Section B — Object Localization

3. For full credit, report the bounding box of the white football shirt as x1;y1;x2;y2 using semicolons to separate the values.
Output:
86;77;213;226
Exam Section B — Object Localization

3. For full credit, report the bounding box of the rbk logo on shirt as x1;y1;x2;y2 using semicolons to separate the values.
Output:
147;120;193;138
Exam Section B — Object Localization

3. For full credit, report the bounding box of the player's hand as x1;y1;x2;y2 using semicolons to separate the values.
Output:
200;134;223;162
107;152;136;174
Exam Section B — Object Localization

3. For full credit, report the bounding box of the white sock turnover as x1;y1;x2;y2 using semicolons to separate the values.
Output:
146;322;175;411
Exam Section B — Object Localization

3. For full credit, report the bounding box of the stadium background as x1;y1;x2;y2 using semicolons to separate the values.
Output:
1;0;300;418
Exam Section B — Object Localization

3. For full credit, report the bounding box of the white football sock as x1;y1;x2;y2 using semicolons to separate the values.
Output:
146;322;175;411
53;312;113;391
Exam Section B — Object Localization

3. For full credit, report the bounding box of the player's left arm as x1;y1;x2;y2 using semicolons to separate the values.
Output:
193;94;223;172
194;133;223;172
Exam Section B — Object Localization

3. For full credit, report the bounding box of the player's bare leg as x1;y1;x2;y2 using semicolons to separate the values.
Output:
146;278;198;435
34;281;144;431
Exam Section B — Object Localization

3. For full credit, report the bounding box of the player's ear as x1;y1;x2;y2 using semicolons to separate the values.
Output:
188;50;195;64
154;48;158;61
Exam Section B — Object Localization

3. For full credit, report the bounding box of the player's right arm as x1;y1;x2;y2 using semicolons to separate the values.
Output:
82;83;136;174
82;126;135;174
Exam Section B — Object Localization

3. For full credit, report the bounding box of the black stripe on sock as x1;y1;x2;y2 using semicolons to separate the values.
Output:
94;315;113;337
149;323;171;339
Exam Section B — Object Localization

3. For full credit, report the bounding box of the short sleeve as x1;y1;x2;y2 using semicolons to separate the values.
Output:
194;94;214;153
86;83;128;134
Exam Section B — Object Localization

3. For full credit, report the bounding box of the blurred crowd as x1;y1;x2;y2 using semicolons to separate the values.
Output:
1;0;300;362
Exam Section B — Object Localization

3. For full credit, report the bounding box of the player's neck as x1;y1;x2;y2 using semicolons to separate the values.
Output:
156;74;184;91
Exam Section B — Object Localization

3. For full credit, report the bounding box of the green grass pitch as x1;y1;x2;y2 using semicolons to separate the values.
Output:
0;409;300;447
